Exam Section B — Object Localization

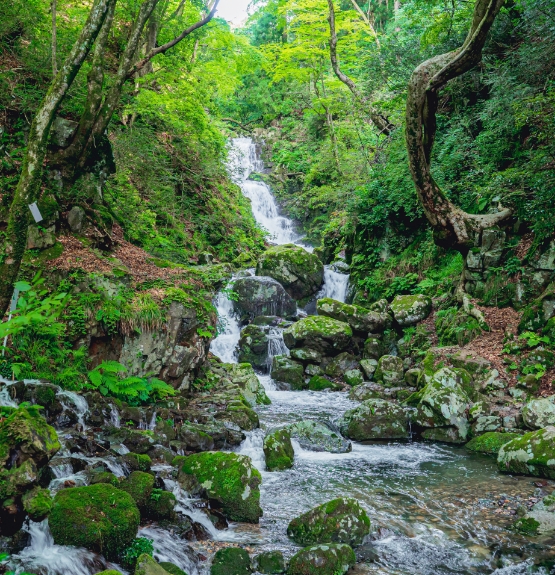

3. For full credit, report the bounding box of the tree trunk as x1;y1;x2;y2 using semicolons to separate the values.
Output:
405;0;511;254
0;0;116;316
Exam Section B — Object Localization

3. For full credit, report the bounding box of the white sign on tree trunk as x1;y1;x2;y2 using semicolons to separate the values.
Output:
28;202;43;223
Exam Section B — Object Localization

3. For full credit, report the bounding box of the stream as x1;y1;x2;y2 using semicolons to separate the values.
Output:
3;138;555;575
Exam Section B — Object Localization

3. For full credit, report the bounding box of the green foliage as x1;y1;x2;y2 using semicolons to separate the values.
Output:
86;361;175;406
121;538;154;569
519;331;551;349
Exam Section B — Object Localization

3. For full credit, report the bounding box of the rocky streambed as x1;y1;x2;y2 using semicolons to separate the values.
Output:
2;138;555;575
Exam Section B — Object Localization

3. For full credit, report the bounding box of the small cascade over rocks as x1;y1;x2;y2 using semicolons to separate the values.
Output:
318;266;350;303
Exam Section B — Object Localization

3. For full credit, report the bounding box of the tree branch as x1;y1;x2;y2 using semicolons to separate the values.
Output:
327;0;393;136
347;0;380;47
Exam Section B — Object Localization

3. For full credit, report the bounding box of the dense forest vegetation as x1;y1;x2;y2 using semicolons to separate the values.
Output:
1;0;555;574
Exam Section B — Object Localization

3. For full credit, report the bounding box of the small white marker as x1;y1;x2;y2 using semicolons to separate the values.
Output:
28;202;43;223
9;289;19;313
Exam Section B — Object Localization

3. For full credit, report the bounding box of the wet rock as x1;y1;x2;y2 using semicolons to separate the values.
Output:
288;544;355;575
514;511;555;535
404;368;421;386
67;206;86;233
90;471;120;486
122;453;152;472
339;399;409;440
143;490;176;521
390;294;432;326
522;396;555;430
317;298;389;333
325;352;359;378
290;347;323;364
224;363;271;407
158;563;187;575
253;550;286;574
271;356;305;390
421;426;467;443
0;406;61;535
305;364;323;377
465;432;522;456
283;316;352;354
362;337;382;360
178;424;215;452
21;486;52;522
233;276;297;322
374;355;404;387
256;243;324;300
49;483;139;559
498;426;555;478
471;416;502;435
360;359;378;380
177;452;262;523
264;428;294;471
238;324;269;371
288;497;370;546
135;554;172;575
288;420;351;453
308;376;341;391
348;382;386;401
344;369;364;387
210;547;252;575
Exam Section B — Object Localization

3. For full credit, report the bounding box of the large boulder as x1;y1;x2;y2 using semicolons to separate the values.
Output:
178;452;262;522
264;428;294;471
498;426;555;478
119;471;155;510
411;367;472;443
390;294;432;326
233;276;297;322
224;362;271;406
317;298;389;334
271;356;305;390
253;551;286;574
374;355;404;387
338;399;409;441
288;544;355;575
256;244;324;300
288;420;351;454
324;353;359;378
49;483;140;559
522;396;555;430
135;555;173;575
283;316;352;354
287;497;370;546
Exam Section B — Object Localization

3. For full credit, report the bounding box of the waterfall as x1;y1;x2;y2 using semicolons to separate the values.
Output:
57;390;89;430
266;328;289;372
210;282;242;363
0;378;18;408
109;405;121;428
318;266;350;304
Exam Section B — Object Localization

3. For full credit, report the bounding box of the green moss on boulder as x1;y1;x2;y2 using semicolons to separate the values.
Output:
498;426;555;478
271;356;305;390
158;563;187;575
288;544;355;575
49;483;140;559
263;428;294;471
22;486;52;521
253;551;286;574
288;421;351;453
317;298;389;333
238;324;270;370
283;316;352;354
344;369;364;387
287;497;370;546
91;471;120;486
210;547;252;575
374;355;404;387
308;376;340;391
179;452;262;523
135;554;172;575
144;489;176;520
123;453;152;472
465;432;521;456
390;294;432;327
338;399;409;441
256;244;324;300
120;471;155;509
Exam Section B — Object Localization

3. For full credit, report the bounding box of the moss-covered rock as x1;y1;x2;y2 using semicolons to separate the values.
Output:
307;376;340;391
144;489;176;520
360;359;378;380
123;453;152;473
374;355;404;387
226;363;271;406
522;396;555;430
498;426;555;478
256;244;324;300
91;471;120;486
363;337;382;360
179;452;262;523
264;428;294;471
287;497;370;546
283;316;352;354
290;348;323;363
233;276;297;322
120;471;155;510
338;399;409;441
49;483;140;559
436;307;483;346
317;298;389;333
288;544;355;575
324;352;359;378
252;550;286;574
94;571;123;575
348;382;386;401
178;423;215;452
271;356;305;390
210;547;252;575
465;432;521;456
135;554;172;575
288;421;351;453
238;324;270;370
158;563;187;575
390;294;432;327
343;369;364;387
21;486;52;521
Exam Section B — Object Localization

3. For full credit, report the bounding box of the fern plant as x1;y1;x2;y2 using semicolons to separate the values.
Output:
87;361;175;405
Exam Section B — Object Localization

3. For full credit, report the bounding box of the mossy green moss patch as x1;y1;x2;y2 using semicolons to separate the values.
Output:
465;432;520;456
210;547;251;575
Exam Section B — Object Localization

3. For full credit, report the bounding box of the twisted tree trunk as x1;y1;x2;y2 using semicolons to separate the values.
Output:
405;0;511;253
0;0;116;315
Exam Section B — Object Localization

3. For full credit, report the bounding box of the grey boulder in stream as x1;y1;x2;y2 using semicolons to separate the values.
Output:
233;276;297;321
338;399;409;440
288;544;355;575
287;420;351;453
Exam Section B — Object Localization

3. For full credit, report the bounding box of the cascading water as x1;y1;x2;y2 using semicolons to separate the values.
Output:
318;266;350;303
266;328;289;371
